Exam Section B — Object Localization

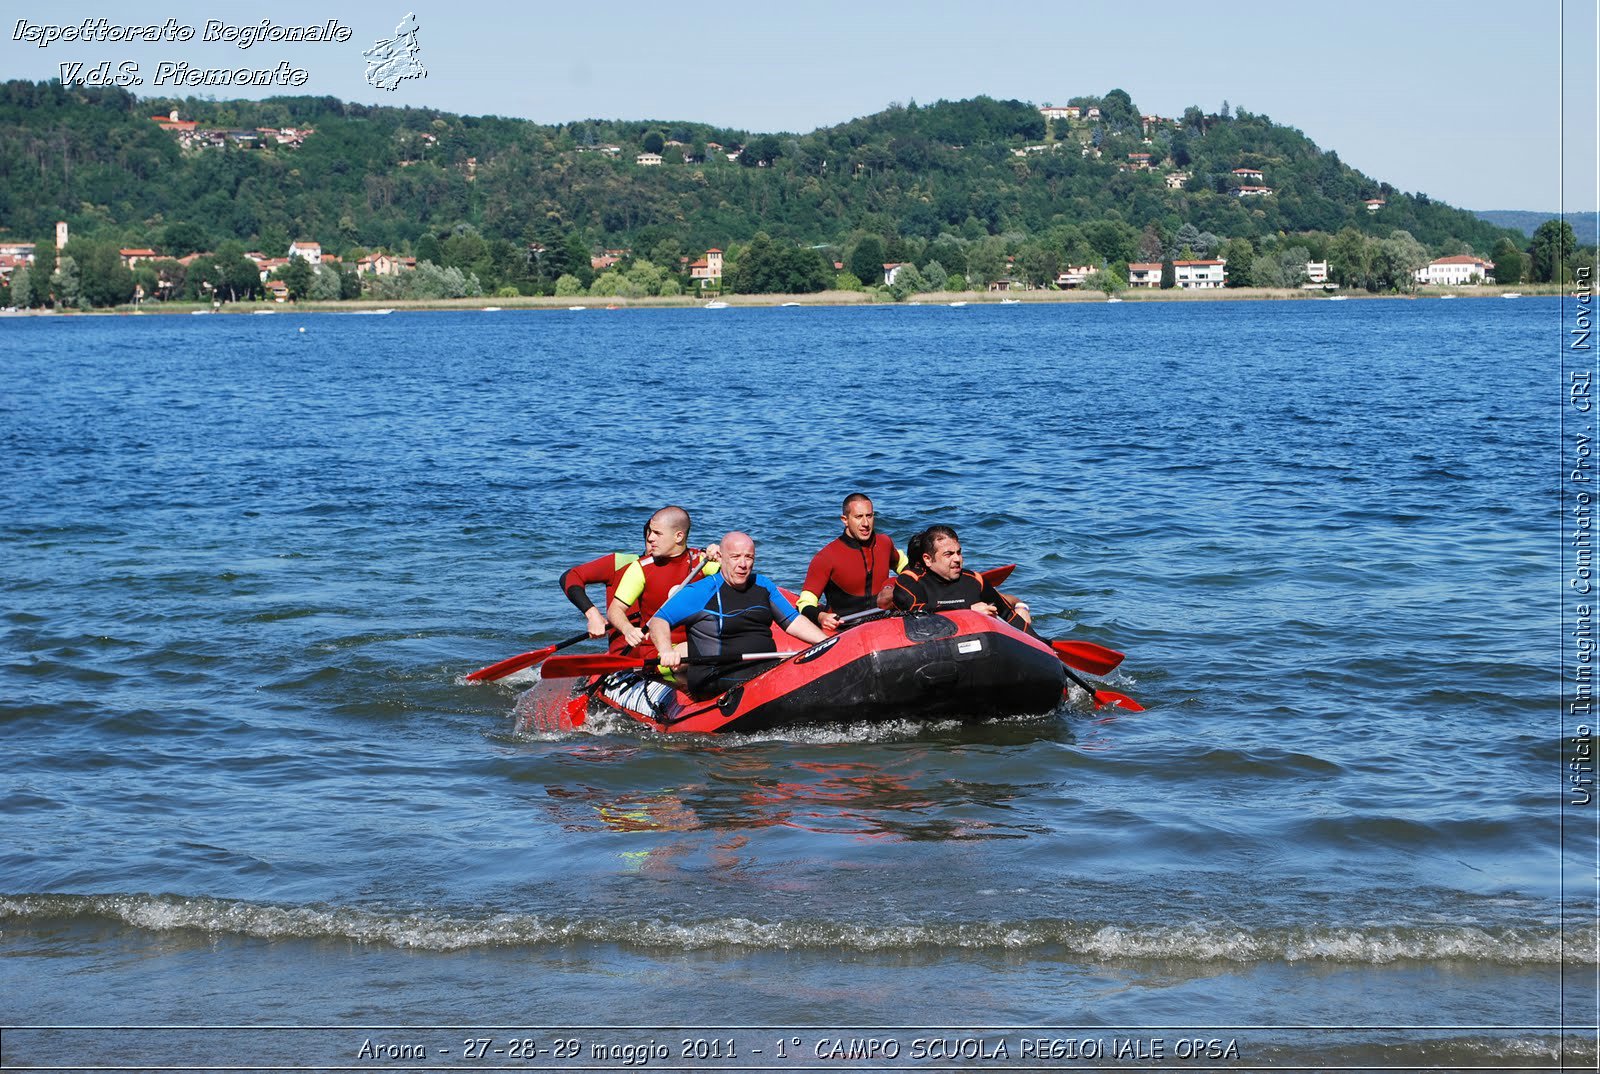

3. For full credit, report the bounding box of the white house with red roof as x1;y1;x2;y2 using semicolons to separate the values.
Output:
1415;255;1494;286
119;248;159;269
1054;265;1097;289
288;240;322;265
1231;167;1264;182
1127;262;1162;288
1175;259;1227;288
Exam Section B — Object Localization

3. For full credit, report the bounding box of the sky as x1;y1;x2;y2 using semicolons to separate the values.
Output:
4;1;1596;213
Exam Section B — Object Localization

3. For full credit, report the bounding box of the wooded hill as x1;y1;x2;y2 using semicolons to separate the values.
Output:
0;79;1545;298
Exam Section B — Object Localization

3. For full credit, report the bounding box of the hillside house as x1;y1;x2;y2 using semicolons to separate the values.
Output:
1231;167;1264;182
1054;265;1096;289
1416;255;1494;286
1127;262;1162;288
1174;259;1227;289
119;248;159;269
689;248;724;289
288;240;322;265
356;253;414;277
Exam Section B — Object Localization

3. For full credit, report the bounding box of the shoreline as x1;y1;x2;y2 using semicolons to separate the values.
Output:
0;282;1561;316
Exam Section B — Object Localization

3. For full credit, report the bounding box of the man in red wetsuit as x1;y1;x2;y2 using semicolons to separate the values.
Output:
796;493;908;631
606;505;719;652
557;542;642;653
557;506;717;654
892;524;1035;635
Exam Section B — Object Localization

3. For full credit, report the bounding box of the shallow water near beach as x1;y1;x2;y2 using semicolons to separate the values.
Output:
1;297;1592;1069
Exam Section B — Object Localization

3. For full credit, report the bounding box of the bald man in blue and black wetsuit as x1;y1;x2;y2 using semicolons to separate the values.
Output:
646;531;829;700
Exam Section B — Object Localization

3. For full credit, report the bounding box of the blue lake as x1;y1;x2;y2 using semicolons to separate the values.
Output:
0;297;1591;1069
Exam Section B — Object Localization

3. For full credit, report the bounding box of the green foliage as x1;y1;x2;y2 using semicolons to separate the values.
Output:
0;79;1522;301
1085;268;1126;295
848;235;887;286
1490;238;1525;284
1531;219;1578;283
726;233;831;294
277;257;314;300
10;265;33;308
553;273;584;296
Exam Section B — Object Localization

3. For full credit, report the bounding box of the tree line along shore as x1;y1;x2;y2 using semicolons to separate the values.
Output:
0;81;1593;312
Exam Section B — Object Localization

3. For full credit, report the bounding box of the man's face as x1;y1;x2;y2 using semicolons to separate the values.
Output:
644;520;674;559
722;538;756;585
842;500;875;542
925;536;963;581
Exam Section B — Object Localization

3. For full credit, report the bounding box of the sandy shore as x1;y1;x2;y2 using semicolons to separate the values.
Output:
1;283;1563;316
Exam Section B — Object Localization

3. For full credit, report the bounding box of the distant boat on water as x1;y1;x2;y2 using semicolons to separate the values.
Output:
1440;295;1457;300
704;300;729;309
999;298;1021;305
1327;295;1349;301
1502;292;1522;299
1106;297;1123;303
568;305;586;311
948;301;968;307
482;306;501;312
252;309;276;315
780;302;801;307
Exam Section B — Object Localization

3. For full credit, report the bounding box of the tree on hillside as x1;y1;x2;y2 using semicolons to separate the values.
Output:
9;265;33;308
278;256;313;300
1530;219;1577;283
1099;88;1139;134
848;235;886;287
1490;237;1525;284
642;130;665;154
50;256;83;309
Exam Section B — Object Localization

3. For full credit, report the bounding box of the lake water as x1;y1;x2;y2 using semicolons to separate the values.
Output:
1;297;1593;1071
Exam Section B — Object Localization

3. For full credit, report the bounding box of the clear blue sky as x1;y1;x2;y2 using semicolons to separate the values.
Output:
5;1;1596;212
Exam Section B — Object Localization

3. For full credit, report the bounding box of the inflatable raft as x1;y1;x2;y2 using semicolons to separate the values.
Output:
513;610;1068;735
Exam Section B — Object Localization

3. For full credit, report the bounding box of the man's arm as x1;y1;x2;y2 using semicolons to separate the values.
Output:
764;576;829;645
602;561;647;646
646;615;678;666
795;545;839;629
606;597;647;648
784;615;829;646
559;552;632;637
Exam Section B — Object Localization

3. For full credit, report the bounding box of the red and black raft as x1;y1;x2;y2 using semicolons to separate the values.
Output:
513;609;1067;735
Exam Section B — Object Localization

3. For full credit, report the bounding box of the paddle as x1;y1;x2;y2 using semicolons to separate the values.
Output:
1049;640;1126;676
980;563;1016;588
542;650;800;679
464;630;592;683
1059;663;1144;712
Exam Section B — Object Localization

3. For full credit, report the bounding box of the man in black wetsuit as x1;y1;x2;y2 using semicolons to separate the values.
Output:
891;524;1035;635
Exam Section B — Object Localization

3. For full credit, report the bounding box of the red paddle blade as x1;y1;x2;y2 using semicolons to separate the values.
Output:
465;645;555;682
979;563;1016;588
1050;640;1125;676
1093;689;1145;712
540;653;641;678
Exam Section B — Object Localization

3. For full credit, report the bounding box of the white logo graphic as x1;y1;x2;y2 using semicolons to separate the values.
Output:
363;13;426;91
